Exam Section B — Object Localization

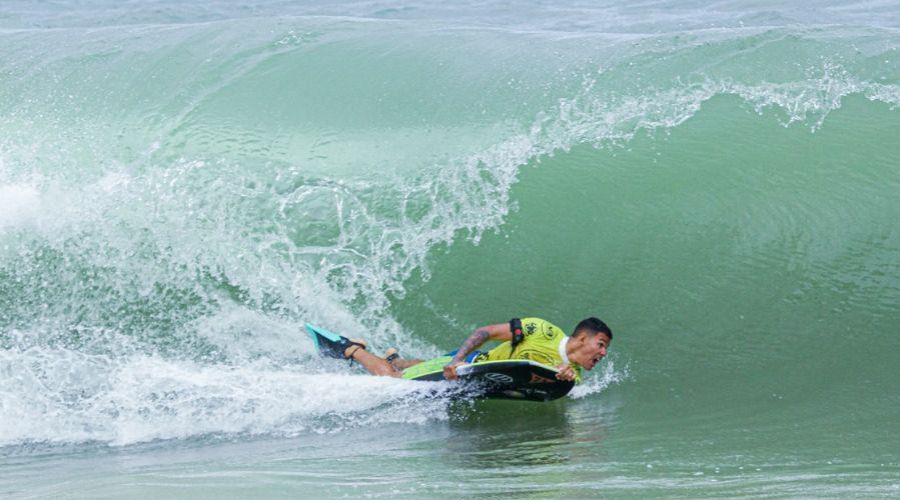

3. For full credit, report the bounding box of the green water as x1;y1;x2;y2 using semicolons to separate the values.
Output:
2;1;900;497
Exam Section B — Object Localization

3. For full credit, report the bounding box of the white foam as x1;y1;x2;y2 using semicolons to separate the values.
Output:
0;183;40;230
96;172;131;193
0;344;452;446
569;359;628;399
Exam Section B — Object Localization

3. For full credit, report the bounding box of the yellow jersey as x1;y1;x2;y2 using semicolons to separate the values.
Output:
473;317;582;383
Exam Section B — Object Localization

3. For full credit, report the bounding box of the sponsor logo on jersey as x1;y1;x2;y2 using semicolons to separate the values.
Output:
543;325;556;340
519;350;554;366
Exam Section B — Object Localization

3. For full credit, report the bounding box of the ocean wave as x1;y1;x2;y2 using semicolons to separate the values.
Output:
2;7;899;447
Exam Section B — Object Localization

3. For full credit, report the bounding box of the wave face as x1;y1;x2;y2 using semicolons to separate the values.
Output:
1;1;899;493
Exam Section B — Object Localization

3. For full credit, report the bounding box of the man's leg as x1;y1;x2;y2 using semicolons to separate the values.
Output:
344;345;402;377
344;345;422;377
384;347;423;371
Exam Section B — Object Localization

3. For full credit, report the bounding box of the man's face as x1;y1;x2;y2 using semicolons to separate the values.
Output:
571;332;611;371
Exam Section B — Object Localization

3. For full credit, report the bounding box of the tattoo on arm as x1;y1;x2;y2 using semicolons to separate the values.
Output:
451;329;490;363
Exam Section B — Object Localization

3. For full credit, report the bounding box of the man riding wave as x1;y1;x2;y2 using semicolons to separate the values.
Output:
315;316;612;382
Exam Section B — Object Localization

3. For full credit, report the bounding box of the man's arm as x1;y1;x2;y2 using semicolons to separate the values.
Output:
443;323;512;379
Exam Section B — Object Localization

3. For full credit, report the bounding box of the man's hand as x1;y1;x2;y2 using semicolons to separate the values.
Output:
556;363;576;381
443;361;468;380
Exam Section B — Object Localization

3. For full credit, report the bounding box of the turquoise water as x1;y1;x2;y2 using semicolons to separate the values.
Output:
2;1;899;497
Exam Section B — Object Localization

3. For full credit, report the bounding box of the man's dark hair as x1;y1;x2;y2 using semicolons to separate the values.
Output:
574;317;612;340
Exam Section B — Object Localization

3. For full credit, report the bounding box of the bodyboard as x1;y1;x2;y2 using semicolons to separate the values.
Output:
401;356;574;402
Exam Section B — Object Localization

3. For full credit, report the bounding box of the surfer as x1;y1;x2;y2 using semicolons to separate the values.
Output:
315;317;612;383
